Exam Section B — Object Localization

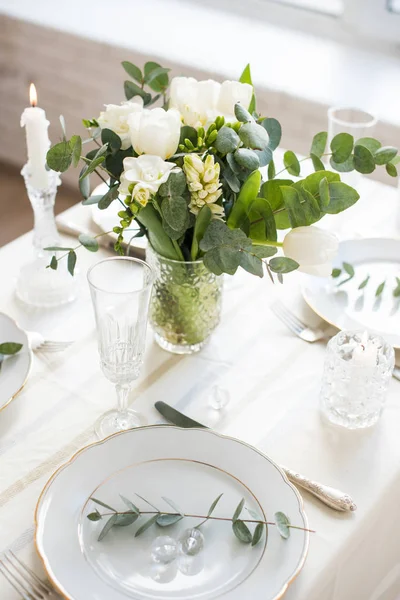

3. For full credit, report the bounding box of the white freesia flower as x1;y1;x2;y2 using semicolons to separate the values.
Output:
128;107;181;160
170;76;253;127
118;155;179;207
97;97;143;150
283;226;339;277
216;80;253;118
170;77;220;128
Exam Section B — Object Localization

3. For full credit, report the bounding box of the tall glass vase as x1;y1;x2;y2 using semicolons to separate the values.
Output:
147;246;223;355
16;164;78;307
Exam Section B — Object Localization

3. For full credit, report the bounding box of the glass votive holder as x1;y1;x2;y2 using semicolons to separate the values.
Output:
320;331;394;429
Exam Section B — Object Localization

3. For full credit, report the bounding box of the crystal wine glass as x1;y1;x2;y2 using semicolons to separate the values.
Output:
87;257;153;438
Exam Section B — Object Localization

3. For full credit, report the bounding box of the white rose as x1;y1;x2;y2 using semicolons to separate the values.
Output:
128;107;181;160
170;76;221;128
283;226;339;277
217;81;253;118
118;155;179;205
97;97;143;150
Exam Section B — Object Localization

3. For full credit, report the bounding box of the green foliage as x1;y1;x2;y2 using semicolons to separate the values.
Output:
101;128;122;152
121;61;143;84
268;160;276;180
0;342;23;355
374;146;398;166
261;118;282;151
227;170;261;229
234;148;260;170
330;133;354;163
161;195;190;240
247;197;277;243
158;170;187;197
393;277;400;297
98;185;119;210
331;268;342;278
269;257;299;274
232;520;253;543
200;220;252;275
322;181;359;214
310;153;325;172
124;80;151;105
310;132;327;158
78;233;99;252
144;61;170;93
136;204;181;260
376;281;386;297
238;122;269;150
67;250;77;276
234;103;252;123
356;137;381;154
46;138;79;173
353;144;375;174
239;63;256;114
232;499;245;522
275;512;291;539
215;127;240;154
191;205;212;260
358;275;370;290
283;151;300;176
252;522;265;546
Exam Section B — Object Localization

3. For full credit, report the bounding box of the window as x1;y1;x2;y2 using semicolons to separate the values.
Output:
388;0;400;13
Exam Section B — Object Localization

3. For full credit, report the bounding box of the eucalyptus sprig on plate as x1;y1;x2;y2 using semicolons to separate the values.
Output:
332;263;400;298
0;342;23;373
87;492;314;547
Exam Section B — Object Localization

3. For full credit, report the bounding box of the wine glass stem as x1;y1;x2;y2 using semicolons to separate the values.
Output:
116;384;131;415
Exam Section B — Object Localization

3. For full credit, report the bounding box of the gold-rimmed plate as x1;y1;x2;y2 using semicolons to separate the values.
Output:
0;313;32;411
302;238;400;348
35;426;309;600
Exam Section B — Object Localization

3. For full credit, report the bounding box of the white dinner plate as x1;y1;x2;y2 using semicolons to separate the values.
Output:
0;313;32;411
36;426;309;600
302;238;400;348
90;183;147;250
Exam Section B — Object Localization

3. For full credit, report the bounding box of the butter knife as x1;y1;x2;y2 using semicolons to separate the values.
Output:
56;219;146;260
154;401;357;513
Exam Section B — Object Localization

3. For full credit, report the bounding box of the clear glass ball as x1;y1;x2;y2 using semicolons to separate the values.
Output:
178;528;204;556
151;536;178;564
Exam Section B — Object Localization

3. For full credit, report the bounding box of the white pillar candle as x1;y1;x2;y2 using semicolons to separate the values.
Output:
20;84;50;189
352;331;378;368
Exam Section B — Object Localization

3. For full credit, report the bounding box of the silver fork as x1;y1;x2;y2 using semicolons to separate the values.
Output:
271;301;329;342
271;301;400;381
27;332;73;354
0;551;59;599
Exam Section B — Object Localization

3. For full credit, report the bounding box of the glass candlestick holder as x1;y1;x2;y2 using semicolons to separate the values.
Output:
15;164;78;307
320;330;394;429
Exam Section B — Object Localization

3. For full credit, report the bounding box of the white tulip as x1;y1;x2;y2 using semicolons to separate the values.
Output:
97;97;143;150
217;81;253;118
118;155;179;206
128;107;181;159
283;226;339;277
170;76;220;128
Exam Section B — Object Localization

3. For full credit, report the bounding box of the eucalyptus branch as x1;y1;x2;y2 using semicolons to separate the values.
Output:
44;230;114;275
86;494;314;546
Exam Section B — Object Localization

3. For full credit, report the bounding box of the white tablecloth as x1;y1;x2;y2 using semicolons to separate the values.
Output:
0;176;400;599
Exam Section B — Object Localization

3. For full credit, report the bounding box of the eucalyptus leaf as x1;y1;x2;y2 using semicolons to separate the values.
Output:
224;165;241;193
331;268;342;278
269;257;299;274
158;170;187;197
135;494;160;512
101;128;122;152
248;197;277;243
46;141;72;172
319;177;330;208
330;133;354;164
67;250;77;276
87;511;101;522
252;523;264;546
90;498;117;512
275;511;291;539
227;170;261;229
70;135;82;168
330;155;355;172
239;63;256;113
310;153;325;172
238;122;269;150
144;61;169;92
79;167;90;199
207;493;224;517
234;103;253;123
121;61;143;84
393;277;400;297
98;185;119;210
323;182;359;214
234;148;260;170
283;151;300;177
44;246;72;251
215;127;240;154
386;163;398;177
162;497;184;517
50;256;58;271
79;155;105;181
261;117;282;151
120;495;140;514
343;262;355;277
353;145;375;174
156;514;183;527
232;499;245;522
232;520;252;544
82;194;102;206
98;514;118;541
358;275;370;290
0;342;23;355
376;281;386;297
135;514;159;538
374;146;398;166
114;513;139;527
268;160;276;180
255;146;273;168
161;195;189;238
78;233;99;252
124;81;151;104
356;137;381;154
310;132;327;158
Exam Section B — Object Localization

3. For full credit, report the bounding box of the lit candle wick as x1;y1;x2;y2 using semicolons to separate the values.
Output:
29;83;37;108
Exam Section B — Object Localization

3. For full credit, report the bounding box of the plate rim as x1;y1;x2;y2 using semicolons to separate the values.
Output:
35;425;310;600
302;237;400;349
0;312;32;412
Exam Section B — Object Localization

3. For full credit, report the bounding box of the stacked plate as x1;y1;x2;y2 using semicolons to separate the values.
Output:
0;313;32;411
303;238;400;348
36;426;309;599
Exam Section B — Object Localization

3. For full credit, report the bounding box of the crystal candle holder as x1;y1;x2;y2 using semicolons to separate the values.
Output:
320;330;394;429
15;164;78;307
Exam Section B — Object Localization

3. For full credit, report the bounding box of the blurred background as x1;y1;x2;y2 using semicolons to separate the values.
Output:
1;0;400;245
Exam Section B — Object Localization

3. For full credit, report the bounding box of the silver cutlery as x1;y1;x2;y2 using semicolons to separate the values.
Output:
0;551;59;599
271;301;400;381
27;331;73;354
155;401;357;512
56;219;146;260
271;301;330;343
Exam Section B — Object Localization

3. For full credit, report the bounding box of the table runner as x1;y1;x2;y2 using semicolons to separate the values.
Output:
0;176;399;599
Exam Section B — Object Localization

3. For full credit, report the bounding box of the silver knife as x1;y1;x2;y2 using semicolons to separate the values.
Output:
155;401;357;513
56;219;146;260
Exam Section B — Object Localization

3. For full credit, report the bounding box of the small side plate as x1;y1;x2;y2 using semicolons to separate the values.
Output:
0;313;32;411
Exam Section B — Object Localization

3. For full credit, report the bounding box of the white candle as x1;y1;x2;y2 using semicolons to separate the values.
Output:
20;83;50;189
352;331;378;368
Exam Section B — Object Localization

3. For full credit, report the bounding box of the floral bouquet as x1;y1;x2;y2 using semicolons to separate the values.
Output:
47;60;398;352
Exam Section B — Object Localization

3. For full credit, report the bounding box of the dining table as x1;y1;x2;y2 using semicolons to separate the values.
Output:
0;172;400;600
